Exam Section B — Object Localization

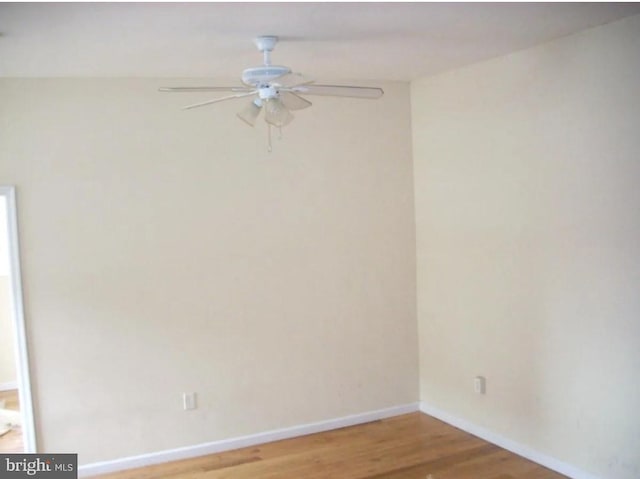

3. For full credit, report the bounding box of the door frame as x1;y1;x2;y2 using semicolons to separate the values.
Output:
1;186;36;452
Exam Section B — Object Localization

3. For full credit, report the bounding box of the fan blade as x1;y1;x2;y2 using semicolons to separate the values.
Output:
183;92;257;110
159;86;252;93
279;91;312;111
271;72;313;88
288;84;383;99
264;99;294;127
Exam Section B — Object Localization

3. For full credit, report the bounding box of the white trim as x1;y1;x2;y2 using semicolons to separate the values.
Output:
78;402;419;478
419;401;600;479
0;381;18;392
0;186;37;453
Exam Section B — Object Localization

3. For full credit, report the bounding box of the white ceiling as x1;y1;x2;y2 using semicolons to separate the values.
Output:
1;2;639;81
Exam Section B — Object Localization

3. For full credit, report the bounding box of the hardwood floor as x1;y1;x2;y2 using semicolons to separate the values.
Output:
0;388;22;453
95;412;566;479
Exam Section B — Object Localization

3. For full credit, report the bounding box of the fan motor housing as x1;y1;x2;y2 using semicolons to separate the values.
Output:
242;65;291;86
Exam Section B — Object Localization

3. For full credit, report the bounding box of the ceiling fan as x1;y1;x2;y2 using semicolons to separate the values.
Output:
159;36;384;150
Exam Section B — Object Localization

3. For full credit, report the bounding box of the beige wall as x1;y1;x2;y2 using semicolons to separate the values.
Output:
0;276;17;386
0;79;418;463
412;14;640;479
0;198;18;387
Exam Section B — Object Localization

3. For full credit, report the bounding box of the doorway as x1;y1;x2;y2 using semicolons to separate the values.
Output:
0;186;36;452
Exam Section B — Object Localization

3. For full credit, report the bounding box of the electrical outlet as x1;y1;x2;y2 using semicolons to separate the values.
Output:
474;376;486;395
183;392;197;410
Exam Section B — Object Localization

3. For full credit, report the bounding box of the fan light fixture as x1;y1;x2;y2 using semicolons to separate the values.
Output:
160;36;384;151
237;98;262;127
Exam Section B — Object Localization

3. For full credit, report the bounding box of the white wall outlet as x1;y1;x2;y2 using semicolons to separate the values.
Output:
474;376;486;395
182;392;197;410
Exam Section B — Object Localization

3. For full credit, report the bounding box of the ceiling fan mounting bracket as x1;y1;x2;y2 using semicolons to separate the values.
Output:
254;36;278;53
254;35;279;66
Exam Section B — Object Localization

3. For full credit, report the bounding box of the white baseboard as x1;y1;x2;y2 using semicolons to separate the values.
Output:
419;401;600;479
78;402;419;478
0;381;18;392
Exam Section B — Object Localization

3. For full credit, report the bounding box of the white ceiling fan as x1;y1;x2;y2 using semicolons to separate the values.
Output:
160;36;384;150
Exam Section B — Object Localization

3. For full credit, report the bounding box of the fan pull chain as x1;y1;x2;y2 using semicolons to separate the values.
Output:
267;124;272;153
278;127;283;140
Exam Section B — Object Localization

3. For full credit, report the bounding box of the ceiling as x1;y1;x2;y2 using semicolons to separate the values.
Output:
1;2;639;81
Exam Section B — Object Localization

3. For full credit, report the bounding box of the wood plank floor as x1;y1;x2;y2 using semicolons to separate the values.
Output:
95;412;566;479
0;389;22;453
